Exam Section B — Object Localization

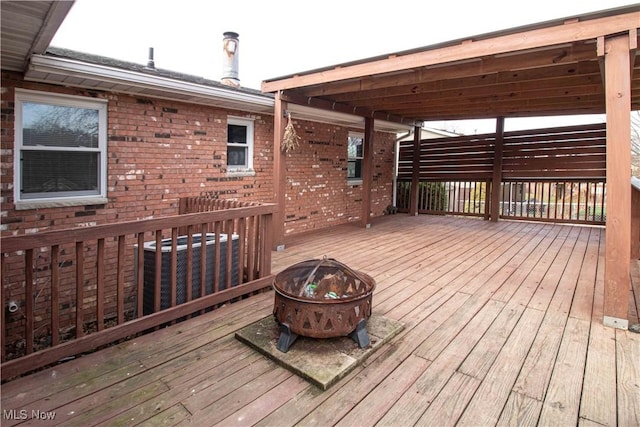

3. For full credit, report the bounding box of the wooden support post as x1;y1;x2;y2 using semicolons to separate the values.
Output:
490;117;505;222
361;117;374;228
273;92;287;251
409;125;421;216
601;34;632;329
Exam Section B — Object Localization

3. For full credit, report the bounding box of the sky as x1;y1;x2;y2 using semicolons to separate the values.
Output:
50;0;639;134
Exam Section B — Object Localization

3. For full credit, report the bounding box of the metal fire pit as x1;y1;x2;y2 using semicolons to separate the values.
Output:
272;257;375;352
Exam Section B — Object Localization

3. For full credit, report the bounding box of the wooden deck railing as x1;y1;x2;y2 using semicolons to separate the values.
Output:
396;179;606;225
396;180;490;218
1;203;276;380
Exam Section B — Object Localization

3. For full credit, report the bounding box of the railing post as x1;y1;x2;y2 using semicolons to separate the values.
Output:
490;117;505;222
409;125;421;216
361;117;374;228
273;92;287;250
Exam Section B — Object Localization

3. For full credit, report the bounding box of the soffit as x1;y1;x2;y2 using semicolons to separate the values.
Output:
0;0;74;72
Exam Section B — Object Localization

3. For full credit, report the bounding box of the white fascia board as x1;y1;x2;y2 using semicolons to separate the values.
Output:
26;55;274;109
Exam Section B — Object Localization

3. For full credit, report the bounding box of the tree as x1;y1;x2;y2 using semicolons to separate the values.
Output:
632;111;640;177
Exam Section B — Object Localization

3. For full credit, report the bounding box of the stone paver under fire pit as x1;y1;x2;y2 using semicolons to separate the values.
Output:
235;314;403;390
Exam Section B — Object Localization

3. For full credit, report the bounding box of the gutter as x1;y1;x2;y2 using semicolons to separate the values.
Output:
26;54;274;111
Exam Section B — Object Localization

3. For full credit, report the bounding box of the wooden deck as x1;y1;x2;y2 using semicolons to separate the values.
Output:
2;215;639;426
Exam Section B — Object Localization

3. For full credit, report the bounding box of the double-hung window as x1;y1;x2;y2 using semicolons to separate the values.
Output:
14;90;107;206
226;116;254;173
347;132;364;183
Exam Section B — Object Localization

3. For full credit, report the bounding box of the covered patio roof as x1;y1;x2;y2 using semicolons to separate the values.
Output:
262;5;639;124
263;5;640;331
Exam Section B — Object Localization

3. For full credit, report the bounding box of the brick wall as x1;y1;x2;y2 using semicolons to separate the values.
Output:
282;120;395;235
1;72;397;237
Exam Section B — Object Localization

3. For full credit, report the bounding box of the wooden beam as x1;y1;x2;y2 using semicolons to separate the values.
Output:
262;12;640;92
273;92;287;250
490;117;505;222
409;126;421;216
305;44;600;99
602;34;632;330
278;90;420;127
361;117;374;228
329;66;604;104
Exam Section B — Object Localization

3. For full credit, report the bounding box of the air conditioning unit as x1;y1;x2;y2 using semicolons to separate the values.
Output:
137;233;239;315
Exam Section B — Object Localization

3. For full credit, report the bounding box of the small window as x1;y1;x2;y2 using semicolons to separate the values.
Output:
227;117;254;171
347;132;364;182
14;90;107;205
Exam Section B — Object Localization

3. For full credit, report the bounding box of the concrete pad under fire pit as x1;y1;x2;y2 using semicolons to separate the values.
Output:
235;314;404;390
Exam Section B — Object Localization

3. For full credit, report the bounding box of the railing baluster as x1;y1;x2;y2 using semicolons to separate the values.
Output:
50;245;60;346
136;233;145;318
237;217;246;287
213;222;222;293
225;219;234;290
75;242;84;338
170;229;178;310
247;215;256;281
96;239;105;331
154;231;162;314
25;249;34;354
200;223;208;313
186;227;194;304
117;235;126;324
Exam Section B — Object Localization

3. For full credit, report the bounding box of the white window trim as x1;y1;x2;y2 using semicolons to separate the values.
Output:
14;89;108;209
347;131;364;185
226;116;255;176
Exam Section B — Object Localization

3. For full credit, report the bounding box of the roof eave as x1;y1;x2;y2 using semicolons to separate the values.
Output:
24;55;411;132
25;54;275;114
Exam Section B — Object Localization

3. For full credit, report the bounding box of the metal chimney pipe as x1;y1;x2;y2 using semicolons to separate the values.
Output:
146;47;155;69
221;32;240;87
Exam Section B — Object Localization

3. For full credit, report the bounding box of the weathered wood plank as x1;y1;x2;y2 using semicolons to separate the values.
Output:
136;403;192;426
616;330;640;426
569;227;601;321
538;317;591;426
47;380;170;426
334;354;430;427
100;347;264;426
579;323;617;426
512;227;590;401
180;365;292;424
496;391;543;426
456;308;545;426
414;372;481;426
579;235;617;427
213;375;310;426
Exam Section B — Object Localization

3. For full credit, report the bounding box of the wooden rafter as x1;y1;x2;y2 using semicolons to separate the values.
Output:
262;7;640;123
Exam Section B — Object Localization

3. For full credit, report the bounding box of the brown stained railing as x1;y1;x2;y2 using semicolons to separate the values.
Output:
396;180;489;218
0;203;276;380
396;179;606;225
499;180;606;224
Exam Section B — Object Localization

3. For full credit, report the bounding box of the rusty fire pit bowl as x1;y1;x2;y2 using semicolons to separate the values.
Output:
272;257;375;352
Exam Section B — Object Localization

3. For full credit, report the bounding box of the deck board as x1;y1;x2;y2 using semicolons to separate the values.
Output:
1;215;637;427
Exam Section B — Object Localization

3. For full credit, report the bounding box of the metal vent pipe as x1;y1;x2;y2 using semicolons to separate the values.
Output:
221;31;240;87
